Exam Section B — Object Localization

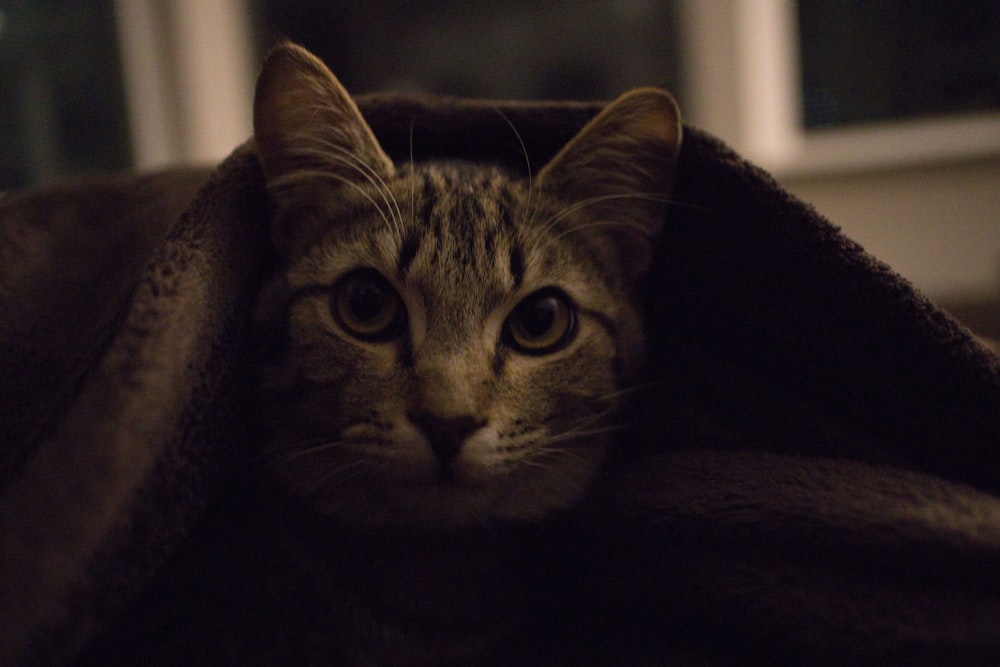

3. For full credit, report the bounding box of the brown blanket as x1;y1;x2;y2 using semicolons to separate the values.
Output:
1;94;999;666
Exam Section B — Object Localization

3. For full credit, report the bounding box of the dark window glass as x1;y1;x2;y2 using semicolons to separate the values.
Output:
799;0;1000;128
0;0;132;189
250;0;682;101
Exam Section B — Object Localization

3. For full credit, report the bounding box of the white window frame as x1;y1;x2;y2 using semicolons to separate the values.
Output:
679;0;1000;177
112;0;255;170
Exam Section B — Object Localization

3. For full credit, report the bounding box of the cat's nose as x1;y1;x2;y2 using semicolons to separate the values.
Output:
408;412;485;462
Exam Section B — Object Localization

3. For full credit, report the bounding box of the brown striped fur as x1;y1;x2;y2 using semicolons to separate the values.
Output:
252;42;681;530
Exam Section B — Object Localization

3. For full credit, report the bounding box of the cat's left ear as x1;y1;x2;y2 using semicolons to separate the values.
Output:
538;88;681;281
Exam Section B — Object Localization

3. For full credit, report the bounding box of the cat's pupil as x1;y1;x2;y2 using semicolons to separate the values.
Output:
505;290;575;354
346;279;389;322
518;297;558;337
332;270;402;340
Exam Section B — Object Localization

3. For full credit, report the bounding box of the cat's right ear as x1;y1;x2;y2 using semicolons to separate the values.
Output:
253;42;394;254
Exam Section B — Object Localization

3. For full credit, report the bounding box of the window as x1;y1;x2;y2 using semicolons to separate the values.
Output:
249;0;682;101
680;0;1000;176
0;0;131;189
799;0;1000;128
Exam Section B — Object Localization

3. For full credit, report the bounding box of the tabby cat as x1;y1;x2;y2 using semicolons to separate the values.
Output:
250;42;681;664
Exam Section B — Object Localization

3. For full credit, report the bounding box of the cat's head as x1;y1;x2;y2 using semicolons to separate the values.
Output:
252;42;681;528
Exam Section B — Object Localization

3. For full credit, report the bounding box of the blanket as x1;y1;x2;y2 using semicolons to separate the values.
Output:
1;94;999;666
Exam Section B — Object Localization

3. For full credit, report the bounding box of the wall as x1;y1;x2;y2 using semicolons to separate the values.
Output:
782;158;1000;336
782;158;1000;301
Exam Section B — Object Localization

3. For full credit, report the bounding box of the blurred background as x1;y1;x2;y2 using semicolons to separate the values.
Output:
0;0;997;334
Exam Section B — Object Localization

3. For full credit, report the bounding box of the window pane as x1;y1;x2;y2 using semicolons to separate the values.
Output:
798;0;1000;128
0;0;131;189
250;1;682;101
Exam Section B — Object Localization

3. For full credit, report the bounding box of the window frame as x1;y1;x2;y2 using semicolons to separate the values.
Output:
678;0;1000;176
112;0;255;169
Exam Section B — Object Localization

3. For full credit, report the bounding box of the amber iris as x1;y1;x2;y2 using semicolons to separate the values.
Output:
331;269;404;340
504;288;576;354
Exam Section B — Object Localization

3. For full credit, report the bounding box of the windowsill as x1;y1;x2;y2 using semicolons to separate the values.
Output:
761;112;1000;180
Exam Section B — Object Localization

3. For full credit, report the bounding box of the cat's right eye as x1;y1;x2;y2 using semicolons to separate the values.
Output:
331;269;405;341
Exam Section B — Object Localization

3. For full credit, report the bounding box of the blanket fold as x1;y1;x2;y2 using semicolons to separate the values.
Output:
0;168;212;480
0;154;270;665
1;93;998;666
641;126;1000;491
570;450;1000;665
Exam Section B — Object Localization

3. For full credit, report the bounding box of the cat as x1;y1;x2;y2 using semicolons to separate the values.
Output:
247;41;681;664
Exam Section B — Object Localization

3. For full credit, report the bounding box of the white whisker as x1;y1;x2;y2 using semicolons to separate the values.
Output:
548;218;648;246
539;192;668;236
543;424;626;446
301;459;369;497
409;117;416;230
492;107;536;229
270;168;396;234
276;130;405;239
247;436;348;474
524;192;672;258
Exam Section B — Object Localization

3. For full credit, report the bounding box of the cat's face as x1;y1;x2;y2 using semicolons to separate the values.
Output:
252;43;681;528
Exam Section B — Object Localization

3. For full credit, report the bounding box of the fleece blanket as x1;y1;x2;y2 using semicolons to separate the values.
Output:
2;94;999;666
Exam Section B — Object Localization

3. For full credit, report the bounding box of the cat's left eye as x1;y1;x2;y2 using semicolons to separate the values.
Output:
331;269;405;341
503;288;576;355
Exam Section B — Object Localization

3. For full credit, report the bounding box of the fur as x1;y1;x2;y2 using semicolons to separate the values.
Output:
252;42;681;530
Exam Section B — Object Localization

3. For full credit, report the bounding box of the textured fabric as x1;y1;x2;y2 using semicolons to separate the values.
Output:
1;94;998;666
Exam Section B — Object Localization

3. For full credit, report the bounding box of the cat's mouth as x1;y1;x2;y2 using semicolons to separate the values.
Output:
407;459;492;489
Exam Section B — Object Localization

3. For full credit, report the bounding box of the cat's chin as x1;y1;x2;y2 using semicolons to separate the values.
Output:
301;455;604;530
